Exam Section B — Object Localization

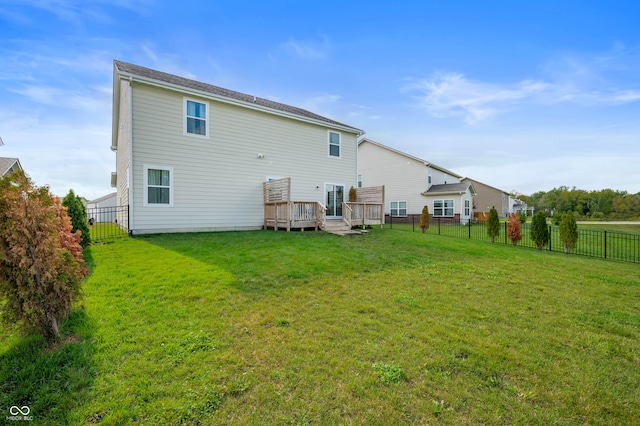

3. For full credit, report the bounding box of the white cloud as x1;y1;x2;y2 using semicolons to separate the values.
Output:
403;72;549;124
279;37;330;60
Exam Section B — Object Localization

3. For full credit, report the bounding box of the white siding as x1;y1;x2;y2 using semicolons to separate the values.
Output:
358;141;429;215
129;83;357;233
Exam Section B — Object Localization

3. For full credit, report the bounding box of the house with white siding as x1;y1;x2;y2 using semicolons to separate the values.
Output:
111;60;365;234
358;139;476;224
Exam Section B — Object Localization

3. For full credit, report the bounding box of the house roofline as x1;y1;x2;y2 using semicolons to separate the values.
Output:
358;138;462;178
112;61;363;143
0;157;22;176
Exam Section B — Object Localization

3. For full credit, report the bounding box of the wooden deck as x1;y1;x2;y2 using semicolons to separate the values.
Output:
263;178;384;232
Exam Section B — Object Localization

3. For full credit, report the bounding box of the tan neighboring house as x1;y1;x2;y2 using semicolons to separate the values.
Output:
111;60;365;234
0;157;22;177
461;177;533;217
358;139;476;224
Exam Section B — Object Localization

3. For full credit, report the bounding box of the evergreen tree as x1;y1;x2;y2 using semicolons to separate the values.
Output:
348;186;357;202
507;213;522;246
559;211;578;254
420;205;430;233
0;171;86;339
486;206;500;243
62;189;91;247
531;211;550;250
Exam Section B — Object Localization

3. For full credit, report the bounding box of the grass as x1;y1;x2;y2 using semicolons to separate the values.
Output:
1;228;639;424
391;221;640;263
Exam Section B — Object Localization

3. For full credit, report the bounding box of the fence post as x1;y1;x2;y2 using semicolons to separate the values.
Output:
412;214;415;232
438;217;441;235
549;225;552;251
604;230;607;259
504;221;508;244
468;218;471;239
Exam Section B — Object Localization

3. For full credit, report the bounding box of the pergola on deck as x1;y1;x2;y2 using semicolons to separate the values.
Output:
263;178;384;231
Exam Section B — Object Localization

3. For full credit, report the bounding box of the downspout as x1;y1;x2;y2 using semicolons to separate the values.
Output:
128;76;134;235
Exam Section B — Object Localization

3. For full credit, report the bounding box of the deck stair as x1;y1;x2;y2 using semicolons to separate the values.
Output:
322;220;366;236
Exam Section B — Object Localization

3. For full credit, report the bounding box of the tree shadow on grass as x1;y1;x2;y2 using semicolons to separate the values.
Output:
0;308;96;424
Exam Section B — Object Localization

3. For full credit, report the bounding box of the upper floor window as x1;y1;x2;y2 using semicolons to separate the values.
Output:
185;99;208;137
357;174;363;188
328;131;341;157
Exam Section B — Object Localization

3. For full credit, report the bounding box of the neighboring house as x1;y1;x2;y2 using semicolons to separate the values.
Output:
461;177;533;217
0;157;22;177
111;60;363;234
358;139;476;224
87;192;118;223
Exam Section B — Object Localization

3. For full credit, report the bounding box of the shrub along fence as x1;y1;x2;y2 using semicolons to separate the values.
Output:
86;205;130;242
387;215;640;264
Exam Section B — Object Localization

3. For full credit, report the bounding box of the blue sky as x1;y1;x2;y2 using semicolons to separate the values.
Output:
1;0;639;199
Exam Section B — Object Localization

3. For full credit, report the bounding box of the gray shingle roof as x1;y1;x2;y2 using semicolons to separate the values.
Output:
0;157;21;176
114;60;361;132
423;182;473;194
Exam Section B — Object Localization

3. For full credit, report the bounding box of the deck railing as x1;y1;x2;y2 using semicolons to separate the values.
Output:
345;202;384;228
264;201;326;231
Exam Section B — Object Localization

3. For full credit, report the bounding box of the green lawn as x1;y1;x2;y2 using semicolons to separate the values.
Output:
1;229;639;424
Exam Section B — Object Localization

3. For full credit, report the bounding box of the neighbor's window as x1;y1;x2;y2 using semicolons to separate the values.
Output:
464;199;470;216
185;99;208;137
328;131;341;157
390;201;407;217
434;199;454;216
357;174;363;188
144;165;173;206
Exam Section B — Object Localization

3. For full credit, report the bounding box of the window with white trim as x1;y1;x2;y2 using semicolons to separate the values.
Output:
185;99;208;137
144;165;173;206
328;131;341;157
434;199;454;216
357;174;363;188
390;201;407;217
464;199;470;216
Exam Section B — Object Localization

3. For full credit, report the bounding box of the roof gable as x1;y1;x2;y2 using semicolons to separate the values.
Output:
0;157;22;176
113;60;361;133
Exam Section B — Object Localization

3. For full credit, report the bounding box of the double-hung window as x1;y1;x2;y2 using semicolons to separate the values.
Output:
434;199;454;216
328;131;341;157
390;201;407;217
144;165;173;206
185;99;208;137
464;199;470;216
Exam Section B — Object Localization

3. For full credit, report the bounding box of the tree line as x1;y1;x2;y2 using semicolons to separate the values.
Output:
517;186;640;221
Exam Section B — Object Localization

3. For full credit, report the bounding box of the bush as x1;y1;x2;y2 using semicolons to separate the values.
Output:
62;189;91;247
531;211;550;250
420;205;430;233
559;211;578;254
487;206;500;243
507;213;522;246
518;210;527;224
348;186;357;202
0;171;86;339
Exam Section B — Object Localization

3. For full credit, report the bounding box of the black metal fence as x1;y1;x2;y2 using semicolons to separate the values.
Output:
387;215;640;264
86;205;129;242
